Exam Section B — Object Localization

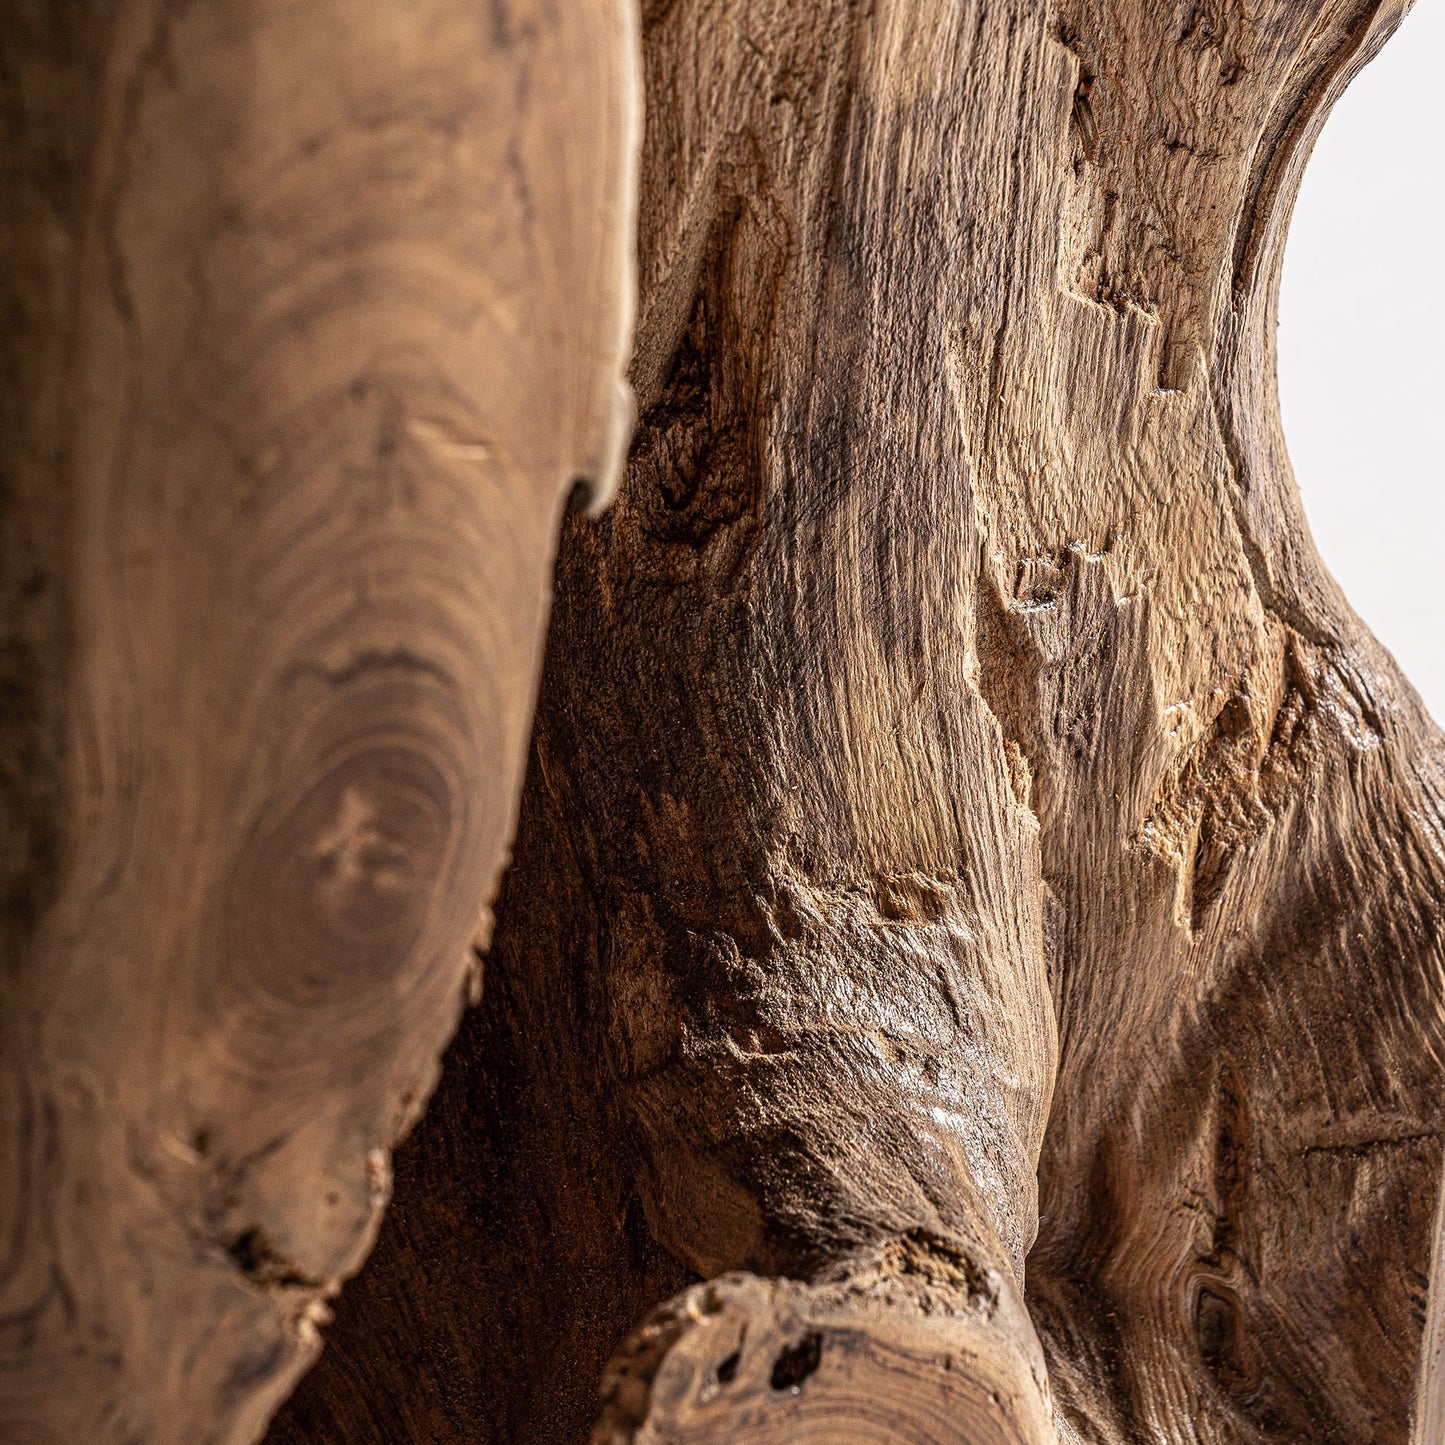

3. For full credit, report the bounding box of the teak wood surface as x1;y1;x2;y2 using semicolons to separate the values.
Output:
4;0;1444;1442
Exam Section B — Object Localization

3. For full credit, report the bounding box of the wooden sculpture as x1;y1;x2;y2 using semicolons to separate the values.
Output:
274;0;1445;1440
0;1;637;1439
4;0;1442;1441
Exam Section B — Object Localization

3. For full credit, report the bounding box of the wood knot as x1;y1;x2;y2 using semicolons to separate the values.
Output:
214;728;463;1074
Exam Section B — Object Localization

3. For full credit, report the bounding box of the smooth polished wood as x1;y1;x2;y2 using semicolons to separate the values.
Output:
0;2;638;1439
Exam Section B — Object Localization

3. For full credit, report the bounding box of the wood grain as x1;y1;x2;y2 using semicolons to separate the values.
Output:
276;0;1445;1439
594;1264;1055;1444
0;1;638;1440
9;0;1441;1438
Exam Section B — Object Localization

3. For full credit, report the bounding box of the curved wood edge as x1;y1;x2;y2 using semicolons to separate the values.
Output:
0;1;640;1441
595;1247;1058;1445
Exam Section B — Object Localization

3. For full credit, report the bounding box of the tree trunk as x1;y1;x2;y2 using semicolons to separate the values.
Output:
271;0;1445;1441
0;3;637;1441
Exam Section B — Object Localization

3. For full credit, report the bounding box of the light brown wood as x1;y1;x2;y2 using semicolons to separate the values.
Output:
593;1254;1057;1445
273;0;1445;1440
0;2;638;1440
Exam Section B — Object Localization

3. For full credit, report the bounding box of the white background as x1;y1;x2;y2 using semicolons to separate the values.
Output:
1278;1;1445;722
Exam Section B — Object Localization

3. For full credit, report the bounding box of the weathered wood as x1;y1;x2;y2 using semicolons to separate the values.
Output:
274;0;1445;1439
593;1262;1057;1444
0;2;638;1440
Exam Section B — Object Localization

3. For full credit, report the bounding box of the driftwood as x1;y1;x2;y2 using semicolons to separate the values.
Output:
272;0;1445;1441
0;2;637;1440
5;0;1444;1442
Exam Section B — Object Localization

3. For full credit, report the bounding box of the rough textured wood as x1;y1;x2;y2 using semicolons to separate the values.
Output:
594;1263;1055;1444
274;0;1445;1440
0;2;637;1440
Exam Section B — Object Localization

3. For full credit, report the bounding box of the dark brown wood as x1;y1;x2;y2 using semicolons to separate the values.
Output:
0;2;638;1440
272;0;1445;1440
